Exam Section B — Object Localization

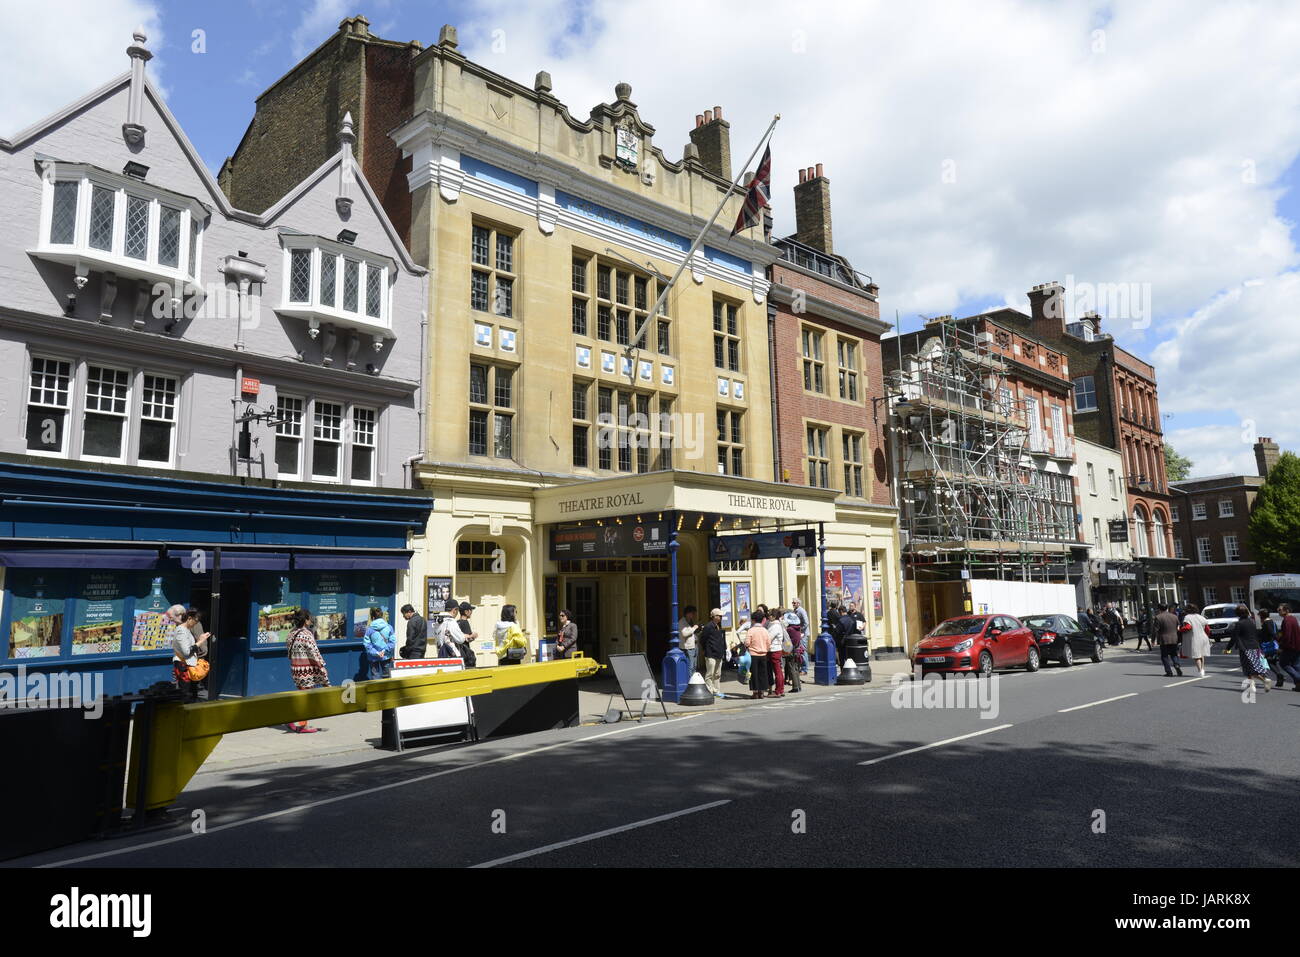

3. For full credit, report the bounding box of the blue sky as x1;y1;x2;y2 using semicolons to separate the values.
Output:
5;0;1300;478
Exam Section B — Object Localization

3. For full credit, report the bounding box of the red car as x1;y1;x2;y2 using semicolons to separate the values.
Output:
911;614;1040;676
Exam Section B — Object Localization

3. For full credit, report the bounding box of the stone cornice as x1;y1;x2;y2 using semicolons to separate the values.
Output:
768;284;891;336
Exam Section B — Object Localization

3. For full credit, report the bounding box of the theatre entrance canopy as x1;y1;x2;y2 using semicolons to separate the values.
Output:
535;470;840;530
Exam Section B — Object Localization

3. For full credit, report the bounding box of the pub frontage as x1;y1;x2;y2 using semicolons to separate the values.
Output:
0;458;433;697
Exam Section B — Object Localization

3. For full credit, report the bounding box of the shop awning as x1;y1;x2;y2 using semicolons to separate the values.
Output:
165;548;291;571
0;547;161;568
293;552;413;570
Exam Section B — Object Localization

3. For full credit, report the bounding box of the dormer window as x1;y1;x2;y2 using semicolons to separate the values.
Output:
277;236;393;341
34;162;206;285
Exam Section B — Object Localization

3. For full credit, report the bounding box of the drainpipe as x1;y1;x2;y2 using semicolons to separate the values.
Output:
231;364;243;476
766;295;783;605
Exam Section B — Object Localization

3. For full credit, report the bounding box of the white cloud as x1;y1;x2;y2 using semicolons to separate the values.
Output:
1164;424;1260;480
0;0;164;136
454;0;1300;459
290;0;351;60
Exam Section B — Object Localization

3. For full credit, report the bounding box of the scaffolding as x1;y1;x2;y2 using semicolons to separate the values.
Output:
889;319;1077;581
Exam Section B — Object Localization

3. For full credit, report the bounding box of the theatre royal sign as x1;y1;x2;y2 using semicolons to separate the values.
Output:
535;477;837;525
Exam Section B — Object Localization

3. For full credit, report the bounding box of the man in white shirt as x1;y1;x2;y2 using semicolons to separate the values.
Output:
677;606;699;673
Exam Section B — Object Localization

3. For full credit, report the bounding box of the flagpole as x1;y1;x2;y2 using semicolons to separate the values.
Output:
625;113;781;380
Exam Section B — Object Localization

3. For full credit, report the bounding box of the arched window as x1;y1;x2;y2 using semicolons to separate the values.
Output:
1151;508;1168;558
1132;505;1149;557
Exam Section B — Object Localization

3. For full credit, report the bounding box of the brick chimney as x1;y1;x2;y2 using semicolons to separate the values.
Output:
1255;436;1280;478
688;106;731;181
1027;281;1065;329
794;164;833;254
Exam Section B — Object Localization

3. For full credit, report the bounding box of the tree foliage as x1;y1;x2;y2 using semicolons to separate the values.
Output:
1164;444;1193;482
1248;451;1300;572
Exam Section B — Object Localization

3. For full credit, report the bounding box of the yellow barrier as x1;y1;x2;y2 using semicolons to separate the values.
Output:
127;656;601;811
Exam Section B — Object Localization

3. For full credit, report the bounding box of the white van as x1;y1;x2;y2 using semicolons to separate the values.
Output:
1200;604;1240;642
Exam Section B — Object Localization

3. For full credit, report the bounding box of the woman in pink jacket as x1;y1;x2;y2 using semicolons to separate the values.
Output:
744;611;772;699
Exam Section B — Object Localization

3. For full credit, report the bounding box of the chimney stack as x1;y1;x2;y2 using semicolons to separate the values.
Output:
1027;281;1065;327
793;163;833;254
688;105;731;181
1255;437;1280;478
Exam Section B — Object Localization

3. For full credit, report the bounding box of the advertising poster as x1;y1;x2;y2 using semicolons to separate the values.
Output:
131;574;179;653
719;582;733;630
840;565;865;612
309;571;348;642
735;582;752;627
425;575;452;619
7;571;65;659
72;570;125;656
355;571;394;639
823;566;844;602
257;576;296;645
872;578;884;617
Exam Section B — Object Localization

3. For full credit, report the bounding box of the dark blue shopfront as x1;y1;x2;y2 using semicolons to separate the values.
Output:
0;460;433;697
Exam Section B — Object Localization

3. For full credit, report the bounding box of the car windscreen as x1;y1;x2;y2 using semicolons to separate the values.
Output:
930;618;986;636
1203;606;1237;620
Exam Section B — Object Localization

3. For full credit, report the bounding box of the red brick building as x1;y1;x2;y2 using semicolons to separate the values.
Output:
766;166;903;652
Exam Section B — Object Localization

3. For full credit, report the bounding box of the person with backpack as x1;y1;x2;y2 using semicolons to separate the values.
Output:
362;606;396;680
493;604;529;665
434;599;465;659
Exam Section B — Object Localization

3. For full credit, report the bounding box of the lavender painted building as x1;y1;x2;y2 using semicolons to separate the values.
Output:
0;33;433;696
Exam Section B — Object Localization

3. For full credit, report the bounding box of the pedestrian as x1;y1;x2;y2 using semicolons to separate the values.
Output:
168;604;206;702
767;607;787;697
744;611;772;699
1178;602;1212;678
1276;603;1300;690
791;599;811;673
1102;604;1121;646
183;607;212;700
677;605;699;674
1224;603;1272;692
699;608;726;698
287;608;329;733
1134;605;1154;651
398;603;427;659
456;602;479;668
782;608;803;693
1154;603;1183;677
493;604;528;665
362;606;396;679
556;609;578;659
434;599;465;658
836;602;858;668
1257;610;1286;688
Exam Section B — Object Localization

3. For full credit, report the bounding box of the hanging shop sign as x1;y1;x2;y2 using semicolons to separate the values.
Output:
549;521;671;560
707;528;816;563
1108;519;1129;543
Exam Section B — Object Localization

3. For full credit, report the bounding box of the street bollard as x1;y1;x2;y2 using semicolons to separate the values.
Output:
678;671;714;706
661;636;690;703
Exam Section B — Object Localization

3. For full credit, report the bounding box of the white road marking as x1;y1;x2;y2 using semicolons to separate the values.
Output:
858;724;1013;766
1164;675;1206;687
470;799;732;868
1058;692;1138;712
39;713;708;868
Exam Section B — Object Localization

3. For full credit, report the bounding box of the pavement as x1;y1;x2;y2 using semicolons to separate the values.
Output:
15;645;1291;868
193;656;914;776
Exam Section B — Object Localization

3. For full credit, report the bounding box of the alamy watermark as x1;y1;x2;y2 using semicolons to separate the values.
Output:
890;668;1000;720
0;666;103;719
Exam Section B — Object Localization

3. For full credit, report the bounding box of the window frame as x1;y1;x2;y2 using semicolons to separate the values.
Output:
25;355;74;458
801;326;825;394
137;372;179;468
279;237;393;332
468;362;516;459
836;337;860;402
80;363;133;464
275;394;306;481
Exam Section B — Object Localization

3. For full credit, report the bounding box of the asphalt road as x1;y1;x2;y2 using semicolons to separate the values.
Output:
17;648;1298;868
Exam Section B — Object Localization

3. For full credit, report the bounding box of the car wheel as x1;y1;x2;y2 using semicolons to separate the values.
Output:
1061;644;1074;667
1026;646;1040;672
979;651;994;676
1091;642;1103;663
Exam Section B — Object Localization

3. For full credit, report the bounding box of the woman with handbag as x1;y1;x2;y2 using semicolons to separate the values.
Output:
168;604;208;702
287;608;330;733
1257;609;1287;688
493;604;529;665
1224;604;1272;692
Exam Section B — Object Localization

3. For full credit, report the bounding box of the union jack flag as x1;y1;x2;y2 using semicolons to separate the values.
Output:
730;144;772;236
